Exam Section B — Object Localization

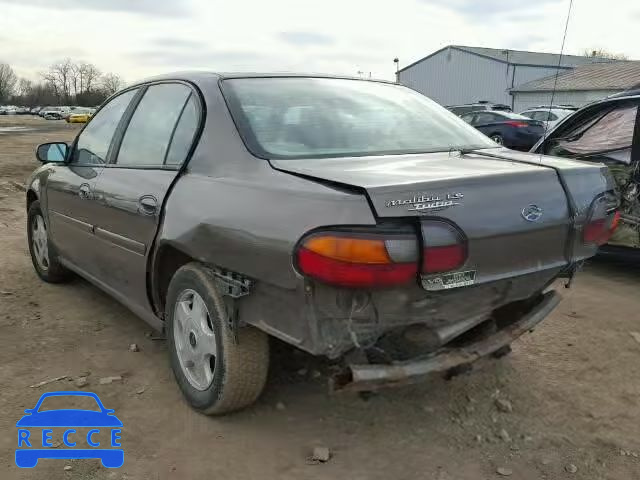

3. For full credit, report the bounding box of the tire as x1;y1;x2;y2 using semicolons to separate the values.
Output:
166;263;269;415
27;200;73;283
490;134;504;145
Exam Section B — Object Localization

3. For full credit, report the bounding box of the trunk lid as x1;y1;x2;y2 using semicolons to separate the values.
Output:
271;150;605;288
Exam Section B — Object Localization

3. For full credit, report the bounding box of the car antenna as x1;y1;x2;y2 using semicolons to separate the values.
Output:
540;0;574;163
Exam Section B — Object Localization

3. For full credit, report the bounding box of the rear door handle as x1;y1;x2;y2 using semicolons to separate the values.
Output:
138;195;158;215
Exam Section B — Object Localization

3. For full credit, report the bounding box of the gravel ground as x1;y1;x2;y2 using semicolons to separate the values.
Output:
0;116;639;480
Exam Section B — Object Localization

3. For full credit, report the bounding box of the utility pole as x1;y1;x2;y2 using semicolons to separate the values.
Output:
393;58;399;83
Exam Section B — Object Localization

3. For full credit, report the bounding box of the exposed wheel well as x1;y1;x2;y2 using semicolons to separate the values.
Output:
26;190;37;211
153;244;194;315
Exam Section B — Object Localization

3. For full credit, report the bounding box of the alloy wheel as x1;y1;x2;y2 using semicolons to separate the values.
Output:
31;215;50;271
173;289;218;391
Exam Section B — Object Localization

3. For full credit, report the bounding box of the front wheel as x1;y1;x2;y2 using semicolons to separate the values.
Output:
27;201;72;283
166;263;269;415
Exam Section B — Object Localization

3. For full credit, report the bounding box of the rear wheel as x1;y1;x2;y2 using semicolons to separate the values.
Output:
27;201;72;283
490;134;504;145
166;263;269;415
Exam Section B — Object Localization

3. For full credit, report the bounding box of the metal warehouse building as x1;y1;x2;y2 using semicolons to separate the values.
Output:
397;45;609;109
510;61;640;112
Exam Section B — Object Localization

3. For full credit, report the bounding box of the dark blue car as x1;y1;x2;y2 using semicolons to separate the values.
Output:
15;392;123;468
461;110;545;150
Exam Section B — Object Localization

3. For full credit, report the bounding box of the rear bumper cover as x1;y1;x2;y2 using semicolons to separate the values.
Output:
331;290;561;392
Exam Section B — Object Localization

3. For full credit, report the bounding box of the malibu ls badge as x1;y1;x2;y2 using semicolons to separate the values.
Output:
386;192;464;213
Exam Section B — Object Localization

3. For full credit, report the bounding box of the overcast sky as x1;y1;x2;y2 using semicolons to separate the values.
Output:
2;0;639;83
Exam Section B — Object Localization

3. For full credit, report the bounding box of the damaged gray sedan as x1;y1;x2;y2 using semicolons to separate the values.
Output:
26;73;618;414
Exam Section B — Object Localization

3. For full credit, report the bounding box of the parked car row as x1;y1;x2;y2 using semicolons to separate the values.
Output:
459;110;544;150
0;105;97;120
0;106;34;115
447;102;582;150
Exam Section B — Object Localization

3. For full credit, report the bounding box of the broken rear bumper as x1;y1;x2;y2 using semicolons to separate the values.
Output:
331;290;561;392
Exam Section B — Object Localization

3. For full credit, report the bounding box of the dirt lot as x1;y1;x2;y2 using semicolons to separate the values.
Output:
0;116;639;480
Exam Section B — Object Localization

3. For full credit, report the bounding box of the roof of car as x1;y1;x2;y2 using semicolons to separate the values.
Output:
447;103;511;108
131;71;396;86
521;107;574;112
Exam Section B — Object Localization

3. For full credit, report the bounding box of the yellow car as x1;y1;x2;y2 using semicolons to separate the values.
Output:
67;112;93;123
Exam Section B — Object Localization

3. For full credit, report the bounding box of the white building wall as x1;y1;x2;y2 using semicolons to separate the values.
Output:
398;47;576;107
398;47;513;106
512;90;622;112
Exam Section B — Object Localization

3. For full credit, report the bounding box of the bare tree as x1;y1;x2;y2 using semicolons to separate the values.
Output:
41;70;60;102
70;62;81;97
101;72;123;95
0;63;17;103
583;48;629;60
41;58;75;103
17;78;32;96
81;62;101;92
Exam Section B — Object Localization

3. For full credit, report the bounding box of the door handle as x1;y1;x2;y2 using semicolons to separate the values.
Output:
79;183;92;200
138;195;158;215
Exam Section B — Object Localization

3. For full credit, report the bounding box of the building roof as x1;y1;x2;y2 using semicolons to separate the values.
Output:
510;61;640;92
398;45;612;74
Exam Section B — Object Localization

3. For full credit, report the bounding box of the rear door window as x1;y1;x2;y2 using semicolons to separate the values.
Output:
474;112;498;124
531;111;557;122
165;95;200;166
115;83;192;167
530;111;547;121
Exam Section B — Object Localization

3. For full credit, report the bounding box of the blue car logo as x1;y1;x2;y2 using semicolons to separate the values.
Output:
16;391;123;468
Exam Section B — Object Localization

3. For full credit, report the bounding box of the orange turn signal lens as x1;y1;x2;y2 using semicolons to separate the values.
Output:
303;235;392;264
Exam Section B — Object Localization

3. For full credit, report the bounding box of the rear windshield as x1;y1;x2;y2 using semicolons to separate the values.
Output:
221;78;495;159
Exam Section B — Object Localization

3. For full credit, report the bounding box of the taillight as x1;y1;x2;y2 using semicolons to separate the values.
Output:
505;121;528;128
295;232;418;288
421;221;467;273
583;193;620;246
584;211;620;245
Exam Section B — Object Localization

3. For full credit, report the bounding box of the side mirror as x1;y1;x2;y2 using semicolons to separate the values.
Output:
23;409;33;414
36;142;68;164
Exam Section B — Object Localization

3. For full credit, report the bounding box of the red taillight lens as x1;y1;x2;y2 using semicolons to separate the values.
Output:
297;248;417;287
584;210;620;246
423;244;467;273
421;221;467;273
505;121;528;128
295;233;418;288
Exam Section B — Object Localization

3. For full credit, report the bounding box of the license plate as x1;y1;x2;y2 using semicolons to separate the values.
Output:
421;270;476;291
